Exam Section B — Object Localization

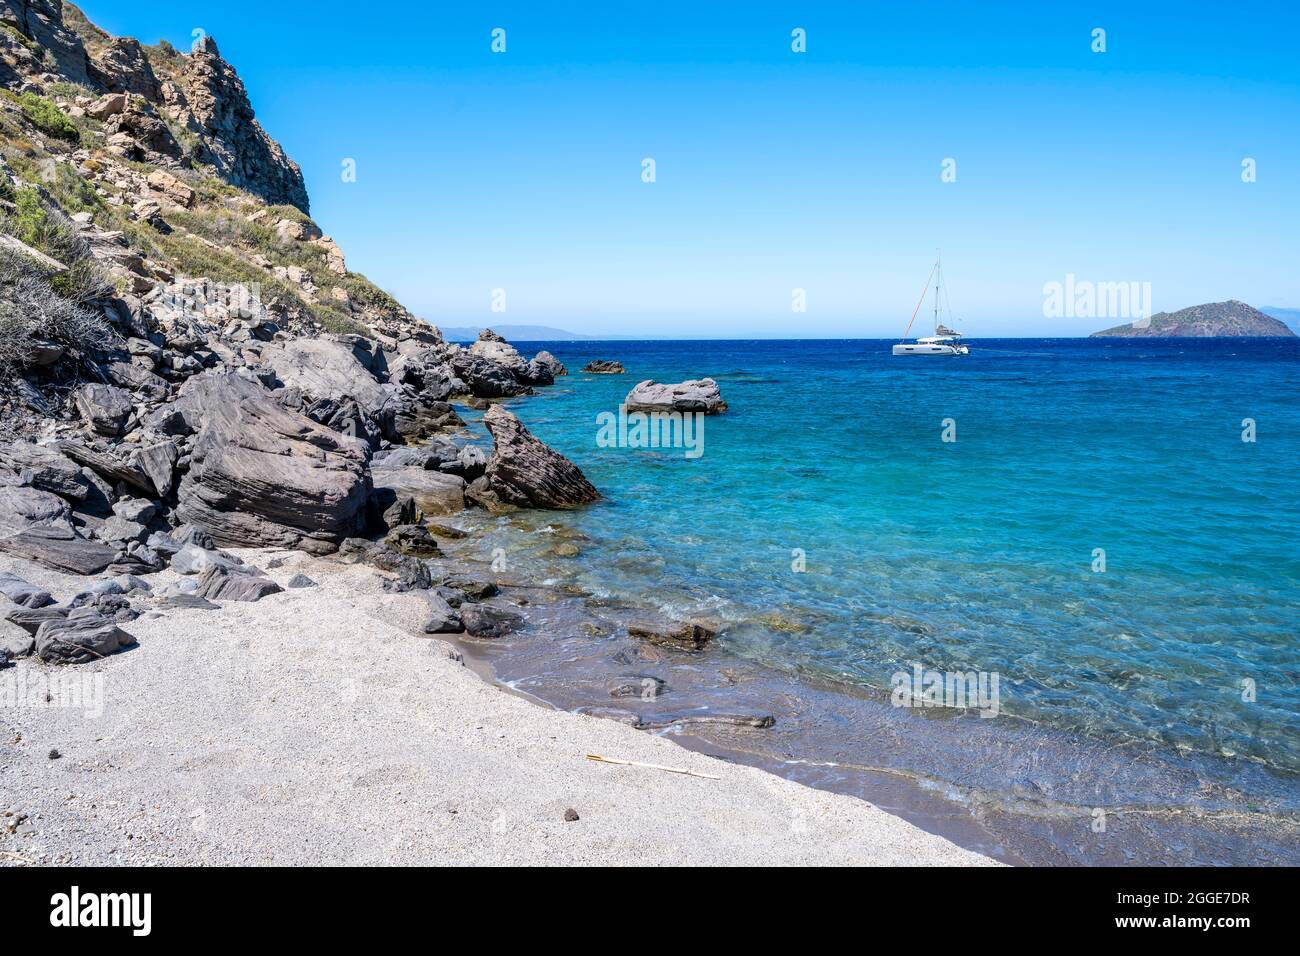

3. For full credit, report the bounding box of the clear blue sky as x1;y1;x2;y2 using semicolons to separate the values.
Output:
80;1;1299;336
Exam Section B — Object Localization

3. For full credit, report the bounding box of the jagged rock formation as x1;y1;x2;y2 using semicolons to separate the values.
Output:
0;2;307;210
473;405;599;510
1;0;94;85
175;36;309;212
1091;300;1295;338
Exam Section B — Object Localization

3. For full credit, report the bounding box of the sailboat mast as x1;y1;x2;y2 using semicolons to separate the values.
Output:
933;256;940;333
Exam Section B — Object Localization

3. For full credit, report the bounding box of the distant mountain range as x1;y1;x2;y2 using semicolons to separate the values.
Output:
1090;301;1296;338
437;325;597;342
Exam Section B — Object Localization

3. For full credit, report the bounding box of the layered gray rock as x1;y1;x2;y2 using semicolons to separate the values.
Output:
624;378;727;414
371;467;466;518
5;604;68;636
478;405;599;509
133;440;178;498
155;371;372;554
72;383;133;436
193;564;283;602
0;485;117;574
0;442;92;503
0;570;53;608
35;607;136;664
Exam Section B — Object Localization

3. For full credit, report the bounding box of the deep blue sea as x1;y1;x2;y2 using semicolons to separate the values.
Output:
457;338;1300;778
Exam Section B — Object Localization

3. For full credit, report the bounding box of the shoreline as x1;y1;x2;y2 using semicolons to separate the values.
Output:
0;548;995;867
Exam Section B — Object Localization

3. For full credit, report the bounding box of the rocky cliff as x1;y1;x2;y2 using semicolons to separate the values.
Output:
1090;300;1295;337
3;2;308;209
0;1;593;657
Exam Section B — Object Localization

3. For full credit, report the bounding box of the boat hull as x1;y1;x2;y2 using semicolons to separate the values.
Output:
892;343;968;355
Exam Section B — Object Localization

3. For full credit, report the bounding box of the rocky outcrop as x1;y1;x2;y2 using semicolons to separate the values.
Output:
624;378;727;414
176;36;310;212
1;0;94;86
532;351;567;378
475;405;599;510
157;370;372;554
91;36;161;99
582;360;624;374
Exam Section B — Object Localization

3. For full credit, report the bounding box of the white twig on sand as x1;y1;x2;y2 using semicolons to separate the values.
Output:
585;753;720;780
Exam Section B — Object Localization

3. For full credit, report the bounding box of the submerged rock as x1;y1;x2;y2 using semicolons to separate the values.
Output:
459;603;523;639
625;613;718;652
624;378;727;414
478;405;599;510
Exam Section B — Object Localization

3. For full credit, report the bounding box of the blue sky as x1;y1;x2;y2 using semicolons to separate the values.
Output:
80;1;1299;337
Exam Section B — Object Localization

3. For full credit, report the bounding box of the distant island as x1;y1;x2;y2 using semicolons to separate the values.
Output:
438;324;594;341
1091;300;1295;337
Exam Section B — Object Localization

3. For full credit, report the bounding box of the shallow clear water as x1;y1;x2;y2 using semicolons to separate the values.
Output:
458;338;1300;777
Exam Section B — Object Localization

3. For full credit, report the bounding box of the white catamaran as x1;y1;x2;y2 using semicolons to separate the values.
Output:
893;257;970;356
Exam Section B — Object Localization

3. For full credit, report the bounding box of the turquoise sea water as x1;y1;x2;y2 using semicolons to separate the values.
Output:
459;338;1300;779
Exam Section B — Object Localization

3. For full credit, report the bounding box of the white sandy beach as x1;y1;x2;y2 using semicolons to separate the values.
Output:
0;549;994;866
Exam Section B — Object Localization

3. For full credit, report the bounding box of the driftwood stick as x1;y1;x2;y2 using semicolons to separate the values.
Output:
585;753;720;780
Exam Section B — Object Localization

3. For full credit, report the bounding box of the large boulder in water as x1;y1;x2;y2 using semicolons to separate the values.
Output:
624;378;727;414
152;370;372;554
477;405;598;509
